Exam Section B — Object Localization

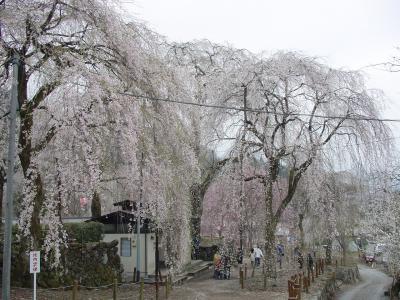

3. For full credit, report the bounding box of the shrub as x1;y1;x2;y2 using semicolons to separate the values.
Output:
64;222;104;243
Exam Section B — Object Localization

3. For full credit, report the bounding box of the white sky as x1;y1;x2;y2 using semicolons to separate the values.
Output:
122;0;400;132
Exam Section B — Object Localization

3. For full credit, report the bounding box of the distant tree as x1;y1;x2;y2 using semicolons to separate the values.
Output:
173;42;391;276
91;191;101;218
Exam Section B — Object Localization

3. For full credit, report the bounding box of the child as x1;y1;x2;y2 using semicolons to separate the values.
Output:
250;248;255;268
213;252;222;279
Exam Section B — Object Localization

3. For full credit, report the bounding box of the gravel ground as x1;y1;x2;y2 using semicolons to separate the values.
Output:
1;265;289;300
336;264;391;300
1;257;337;300
168;265;288;300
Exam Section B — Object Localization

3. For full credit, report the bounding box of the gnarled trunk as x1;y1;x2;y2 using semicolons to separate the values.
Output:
189;158;230;259
264;179;277;278
31;173;45;248
17;62;50;248
190;182;203;259
264;220;277;278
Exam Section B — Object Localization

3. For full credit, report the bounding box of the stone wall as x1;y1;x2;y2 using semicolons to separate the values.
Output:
1;239;123;288
317;265;360;300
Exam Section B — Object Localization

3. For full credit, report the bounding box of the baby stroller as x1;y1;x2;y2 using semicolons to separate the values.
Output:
214;255;231;279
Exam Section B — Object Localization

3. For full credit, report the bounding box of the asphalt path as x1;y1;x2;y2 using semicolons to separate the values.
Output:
336;264;392;300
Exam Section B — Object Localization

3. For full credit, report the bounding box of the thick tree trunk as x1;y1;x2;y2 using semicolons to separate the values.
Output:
190;182;203;259
31;173;45;249
298;213;305;251
264;180;277;278
17;64;46;248
264;220;277;278
248;224;253;251
91;191;101;218
189;158;230;259
339;235;347;265
0;167;4;232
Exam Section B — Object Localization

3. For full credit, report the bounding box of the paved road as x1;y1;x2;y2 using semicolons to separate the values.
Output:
336;265;392;300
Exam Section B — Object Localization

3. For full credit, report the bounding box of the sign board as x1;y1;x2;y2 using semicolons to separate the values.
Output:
30;251;40;273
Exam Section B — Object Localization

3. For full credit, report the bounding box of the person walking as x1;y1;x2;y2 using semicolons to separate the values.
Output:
254;245;263;267
297;251;304;269
249;248;255;268
276;244;284;269
307;252;314;272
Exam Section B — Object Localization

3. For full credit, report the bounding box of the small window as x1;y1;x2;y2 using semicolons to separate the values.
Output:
121;238;131;257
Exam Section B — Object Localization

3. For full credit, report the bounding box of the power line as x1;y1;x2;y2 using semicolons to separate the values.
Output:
14;60;400;123
117;91;400;123
0;111;10;120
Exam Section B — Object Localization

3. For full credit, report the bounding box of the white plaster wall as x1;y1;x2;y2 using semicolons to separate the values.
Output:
103;233;156;276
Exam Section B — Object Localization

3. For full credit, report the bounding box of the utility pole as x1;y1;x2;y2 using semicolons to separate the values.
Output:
239;86;248;262
152;123;160;297
136;151;144;282
155;227;160;298
2;53;19;300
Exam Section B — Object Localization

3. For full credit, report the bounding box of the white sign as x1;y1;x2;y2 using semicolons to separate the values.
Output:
30;251;40;273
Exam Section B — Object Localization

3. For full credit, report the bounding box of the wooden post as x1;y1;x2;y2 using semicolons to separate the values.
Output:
165;275;169;299
321;259;324;274
294;281;301;300
155;272;159;300
263;272;267;290
305;277;309;293
72;280;78;300
288;280;295;298
244;263;247;280
298;273;302;300
322;259;324;273
140;277;144;300
113;278;117;300
240;268;244;289
320;260;322;274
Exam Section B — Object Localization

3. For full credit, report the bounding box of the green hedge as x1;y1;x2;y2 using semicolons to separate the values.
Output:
64;222;104;243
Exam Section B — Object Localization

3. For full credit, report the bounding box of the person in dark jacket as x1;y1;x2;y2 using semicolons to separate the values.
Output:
307;253;314;271
297;251;304;269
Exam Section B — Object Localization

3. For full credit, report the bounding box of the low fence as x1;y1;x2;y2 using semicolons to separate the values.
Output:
287;258;327;300
10;275;174;300
238;263;267;289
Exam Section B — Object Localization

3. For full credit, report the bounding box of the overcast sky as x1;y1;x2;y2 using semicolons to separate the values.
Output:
123;0;400;130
